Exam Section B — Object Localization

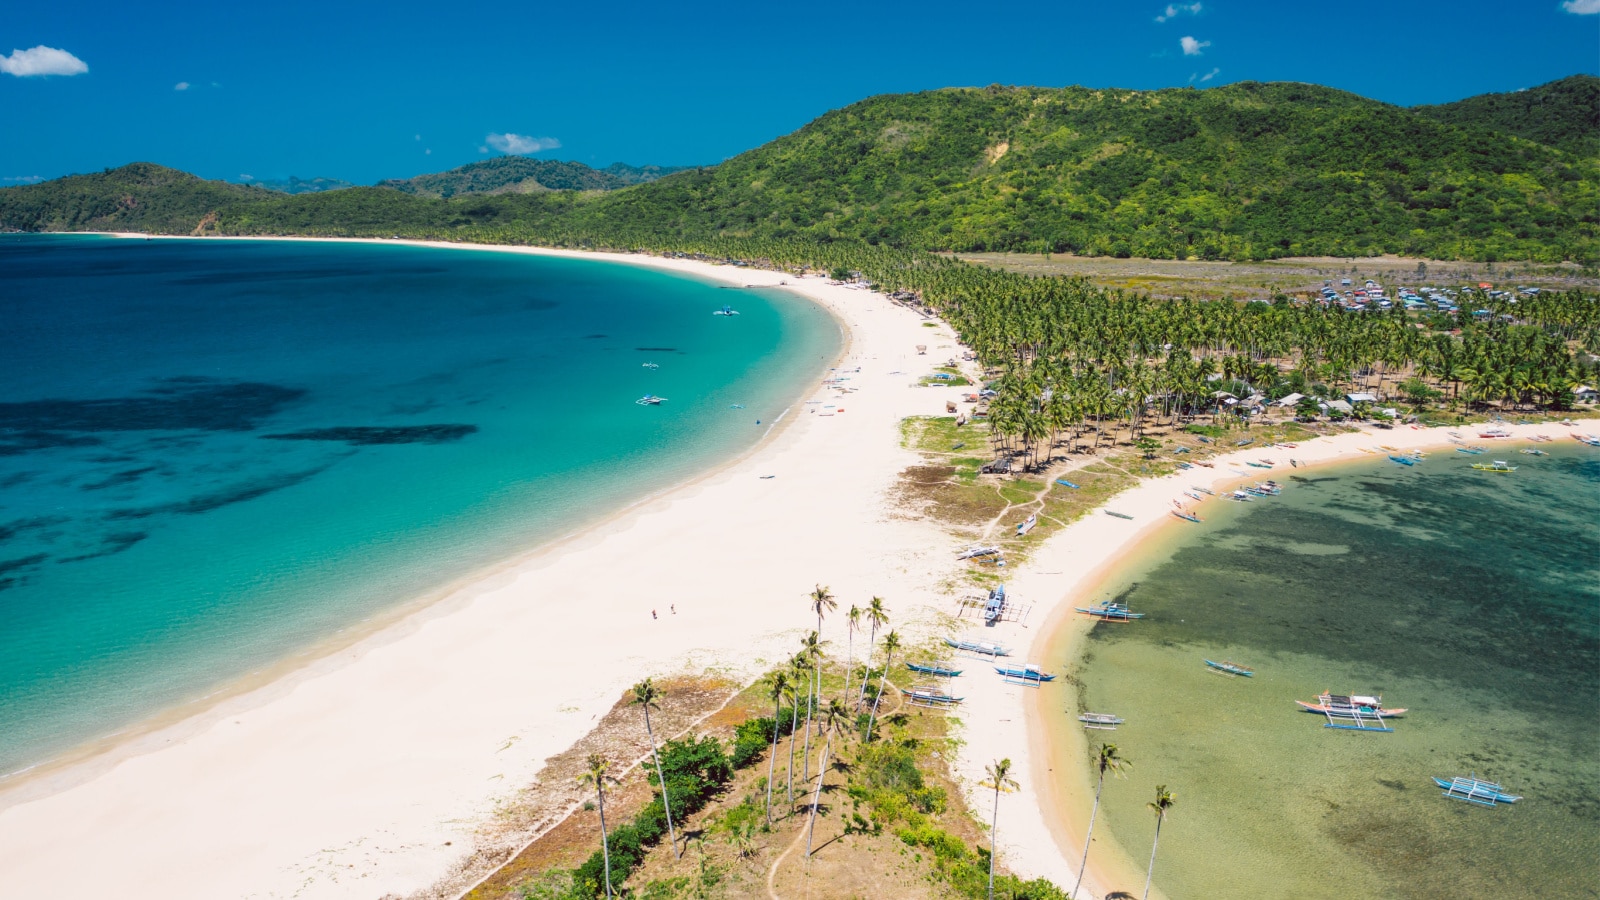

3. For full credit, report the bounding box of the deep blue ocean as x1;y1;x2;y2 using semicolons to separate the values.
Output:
0;235;838;777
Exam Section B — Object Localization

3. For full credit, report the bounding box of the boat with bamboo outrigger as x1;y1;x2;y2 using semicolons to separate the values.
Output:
1075;600;1144;621
635;394;667;406
1297;691;1407;732
906;662;963;677
1471;459;1518;473
944;637;1010;658
1433;774;1522;807
994;663;1055;685
1078;712;1125;730
903;688;964;708
1204;659;1254;677
1171;509;1202;523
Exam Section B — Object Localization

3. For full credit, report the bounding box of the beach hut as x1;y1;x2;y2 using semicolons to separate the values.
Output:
1325;399;1353;414
1275;392;1305;408
1346;392;1377;405
1574;385;1598;404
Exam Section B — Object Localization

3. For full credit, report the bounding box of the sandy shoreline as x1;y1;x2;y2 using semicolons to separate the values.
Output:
949;418;1585;899
0;234;1590;899
0;237;971;899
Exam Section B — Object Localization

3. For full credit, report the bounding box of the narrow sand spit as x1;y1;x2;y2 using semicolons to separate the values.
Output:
0;237;1583;899
948;419;1571;900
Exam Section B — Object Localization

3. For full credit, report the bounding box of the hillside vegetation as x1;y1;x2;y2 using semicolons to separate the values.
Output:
2;78;1596;263
1413;74;1600;159
377;157;693;198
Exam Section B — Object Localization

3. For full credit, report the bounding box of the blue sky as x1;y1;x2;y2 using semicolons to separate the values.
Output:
2;1;1596;185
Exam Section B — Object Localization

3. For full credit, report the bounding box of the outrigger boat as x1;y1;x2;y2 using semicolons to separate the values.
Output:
995;663;1055;684
1190;485;1215;495
712;304;740;316
1079;713;1124;730
904;689;963;707
1171;509;1202;523
1471;460;1518;472
1184;490;1206;502
906;662;963;677
1178;462;1195;470
1246;461;1273;469
1433;774;1521;807
1104;510;1134;520
1297;692;1406;732
1016;513;1038;536
1576;434;1600;447
1204;659;1254;677
945;637;1010;657
635;394;666;406
956;544;1002;560
1225;490;1255;501
983;584;1007;624
1519;448;1546;456
1456;445;1487;455
1388;454;1416;466
1076;600;1144;621
1056;478;1080;489
641;362;660;369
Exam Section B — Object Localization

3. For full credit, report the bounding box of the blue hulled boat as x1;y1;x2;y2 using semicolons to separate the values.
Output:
1075;600;1144;621
1434;775;1521;807
907;662;963;677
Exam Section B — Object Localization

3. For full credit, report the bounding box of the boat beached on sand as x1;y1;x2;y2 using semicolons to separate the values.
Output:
944;637;1010;657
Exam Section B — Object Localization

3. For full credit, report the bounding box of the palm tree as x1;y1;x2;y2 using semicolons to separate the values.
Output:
800;630;823;784
806;585;837;753
982;757;1019;900
1142;785;1176;900
786;653;808;805
630;678;679;859
845;603;862;704
804;698;851;860
764;670;790;827
856;596;890;710
578;753;615;898
865;630;901;740
1073;743;1130;899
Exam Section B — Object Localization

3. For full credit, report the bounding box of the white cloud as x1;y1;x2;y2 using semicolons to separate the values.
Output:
1200;67;1221;82
0;45;89;77
1562;0;1600;13
415;134;422;141
174;81;190;91
478;145;489;154
1155;2;1202;22
239;174;254;181
1180;35;1211;56
486;133;561;155
3;175;45;183
425;148;432;155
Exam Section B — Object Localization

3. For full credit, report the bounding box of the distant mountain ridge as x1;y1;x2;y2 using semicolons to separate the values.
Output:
250;176;356;195
1;76;1594;262
1412;75;1599;159
377;157;694;198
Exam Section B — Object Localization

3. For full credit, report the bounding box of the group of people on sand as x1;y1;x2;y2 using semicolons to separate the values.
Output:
652;604;676;619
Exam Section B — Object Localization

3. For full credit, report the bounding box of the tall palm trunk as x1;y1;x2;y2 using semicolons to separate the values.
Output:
987;780;1001;900
866;646;896;738
1074;771;1107;898
642;705;679;857
765;693;782;826
1143;815;1165;900
596;782;613;898
786;689;800;805
856;624;878;710
804;732;835;859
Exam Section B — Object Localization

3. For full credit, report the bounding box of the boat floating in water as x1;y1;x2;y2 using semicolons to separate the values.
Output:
1204;659;1254;677
1297;692;1406;732
1519;448;1547;456
1456;446;1488;455
945;637;1010;657
713;304;740;316
1075;600;1144;621
1171;509;1202;523
642;362;659;369
1434;775;1521;807
1389;454;1416;466
635;394;666;406
995;663;1055;684
1471;459;1518;473
1079;712;1125;730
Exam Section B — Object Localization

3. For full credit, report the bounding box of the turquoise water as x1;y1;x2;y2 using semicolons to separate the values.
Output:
1050;447;1600;899
0;235;838;777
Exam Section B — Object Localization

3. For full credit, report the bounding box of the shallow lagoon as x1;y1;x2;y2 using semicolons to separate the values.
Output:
0;236;838;776
1048;447;1600;898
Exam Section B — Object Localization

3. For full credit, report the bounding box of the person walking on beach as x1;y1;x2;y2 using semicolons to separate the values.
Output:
652;610;657;620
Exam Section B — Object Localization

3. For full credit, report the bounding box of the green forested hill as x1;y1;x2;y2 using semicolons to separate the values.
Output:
563;80;1598;261
377;157;692;198
2;79;1596;262
0;163;263;233
1413;75;1600;159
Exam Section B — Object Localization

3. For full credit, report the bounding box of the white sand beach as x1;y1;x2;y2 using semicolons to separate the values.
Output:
0;237;1584;899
